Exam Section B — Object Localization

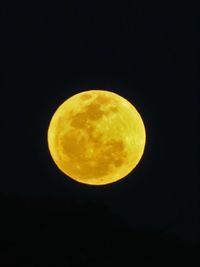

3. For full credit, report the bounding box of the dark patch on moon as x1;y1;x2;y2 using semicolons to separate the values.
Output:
80;93;92;100
58;92;128;180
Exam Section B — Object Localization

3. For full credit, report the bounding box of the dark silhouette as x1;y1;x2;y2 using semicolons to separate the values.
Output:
0;195;199;266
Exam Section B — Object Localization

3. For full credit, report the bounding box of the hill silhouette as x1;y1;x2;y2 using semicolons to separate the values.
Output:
0;195;199;266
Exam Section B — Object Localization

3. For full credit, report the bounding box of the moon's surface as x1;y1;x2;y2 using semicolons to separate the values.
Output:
47;90;146;185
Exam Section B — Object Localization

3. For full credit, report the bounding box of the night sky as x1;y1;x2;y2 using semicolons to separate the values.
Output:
2;2;199;265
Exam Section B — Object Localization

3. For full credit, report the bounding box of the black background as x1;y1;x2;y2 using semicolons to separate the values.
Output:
2;1;200;265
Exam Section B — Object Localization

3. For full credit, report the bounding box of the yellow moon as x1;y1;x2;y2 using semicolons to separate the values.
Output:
47;90;146;185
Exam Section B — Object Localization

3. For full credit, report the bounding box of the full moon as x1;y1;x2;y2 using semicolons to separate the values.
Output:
47;90;146;185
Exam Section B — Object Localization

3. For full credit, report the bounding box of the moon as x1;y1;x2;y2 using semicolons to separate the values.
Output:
47;90;146;185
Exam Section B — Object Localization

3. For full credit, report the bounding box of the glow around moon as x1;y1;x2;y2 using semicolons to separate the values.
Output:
47;90;146;185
